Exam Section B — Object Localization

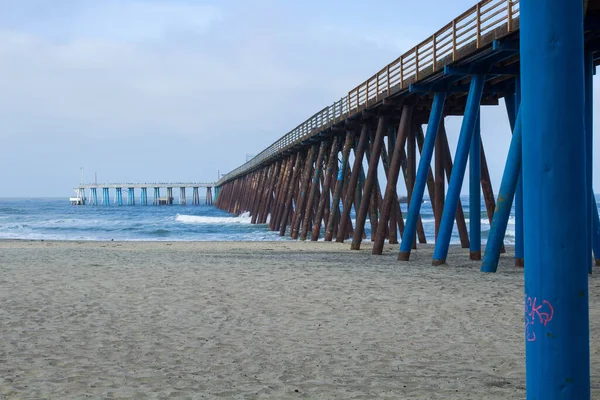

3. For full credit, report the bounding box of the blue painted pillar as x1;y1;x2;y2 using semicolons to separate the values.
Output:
141;187;147;205
585;52;595;272
102;188;109;206
116;188;123;206
521;0;589;397
481;109;521;273
469;113;481;260
154;187;160;205
127;188;135;206
91;188;98;206
432;75;484;265
514;78;524;268
399;92;446;260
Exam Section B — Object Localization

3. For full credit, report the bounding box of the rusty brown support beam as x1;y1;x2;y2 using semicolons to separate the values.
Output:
312;136;342;241
230;179;240;213
337;125;369;243
325;132;355;241
341;166;354;239
322;160;336;237
440;124;470;248
289;150;311;236
280;151;305;236
255;165;274;223
301;141;328;240
352;116;387;250
369;181;379;241
269;157;291;229
292;144;318;239
373;105;413;255
260;161;281;224
244;174;256;213
399;143;427;245
435;121;446;240
416;125;437;216
366;130;383;242
250;169;267;223
407;125;417;249
380;134;403;243
272;154;297;231
479;138;505;253
230;179;241;214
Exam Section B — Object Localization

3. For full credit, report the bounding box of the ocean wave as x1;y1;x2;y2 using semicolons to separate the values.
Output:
175;211;253;225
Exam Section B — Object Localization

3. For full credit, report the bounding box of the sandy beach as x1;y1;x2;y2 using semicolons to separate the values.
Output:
0;240;599;399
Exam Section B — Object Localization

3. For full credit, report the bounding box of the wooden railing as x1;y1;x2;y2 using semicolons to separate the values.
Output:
218;0;520;186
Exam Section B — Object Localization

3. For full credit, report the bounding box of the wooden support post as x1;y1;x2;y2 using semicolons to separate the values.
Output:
312;136;341;240
260;160;282;224
270;157;291;229
336;125;370;242
407;124;417;249
435;121;445;239
292;145;318;239
352;116;387;250
441;124;470;248
251;168;268;223
398;93;446;260
372;105;413;255
280;151;305;236
380;134;400;244
325;132;355;241
271;155;295;230
301;141;328;240
479;138;504;253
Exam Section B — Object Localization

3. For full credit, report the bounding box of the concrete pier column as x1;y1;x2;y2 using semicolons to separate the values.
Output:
179;187;186;205
91;188;98;206
206;187;213;205
102;188;110;206
141;187;148;205
192;187;200;205
153;187;160;205
521;0;589;397
167;187;173;205
127;188;135;206
115;188;123;206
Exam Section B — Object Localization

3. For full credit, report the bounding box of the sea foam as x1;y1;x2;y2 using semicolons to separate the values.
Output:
176;211;252;225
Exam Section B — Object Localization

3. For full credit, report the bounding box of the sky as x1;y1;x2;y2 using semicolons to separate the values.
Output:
0;0;598;197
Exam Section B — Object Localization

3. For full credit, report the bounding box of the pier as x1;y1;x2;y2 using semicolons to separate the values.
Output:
213;0;599;397
73;183;215;206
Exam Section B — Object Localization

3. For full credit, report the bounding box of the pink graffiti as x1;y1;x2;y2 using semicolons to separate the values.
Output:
524;295;554;342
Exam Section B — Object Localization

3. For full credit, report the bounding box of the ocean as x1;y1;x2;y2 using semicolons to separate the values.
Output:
0;197;520;243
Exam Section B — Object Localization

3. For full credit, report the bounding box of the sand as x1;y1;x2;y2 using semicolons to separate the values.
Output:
0;240;599;399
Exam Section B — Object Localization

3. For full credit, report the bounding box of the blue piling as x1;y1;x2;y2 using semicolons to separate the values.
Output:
514;79;524;267
102;188;109;206
116;188;123;206
91;188;98;206
469;113;481;260
398;92;446;260
521;0;589;397
128;188;135;206
481;110;521;273
154;187;160;205
432;75;484;265
585;51;594;273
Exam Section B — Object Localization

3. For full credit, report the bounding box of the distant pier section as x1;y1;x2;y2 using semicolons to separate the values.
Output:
72;182;215;206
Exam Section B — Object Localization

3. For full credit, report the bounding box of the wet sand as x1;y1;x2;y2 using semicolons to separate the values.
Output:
0;240;599;399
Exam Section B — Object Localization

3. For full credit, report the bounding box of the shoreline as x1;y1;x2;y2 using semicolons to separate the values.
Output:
0;240;597;398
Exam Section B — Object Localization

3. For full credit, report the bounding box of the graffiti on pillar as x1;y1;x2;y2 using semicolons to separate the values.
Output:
524;295;554;342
